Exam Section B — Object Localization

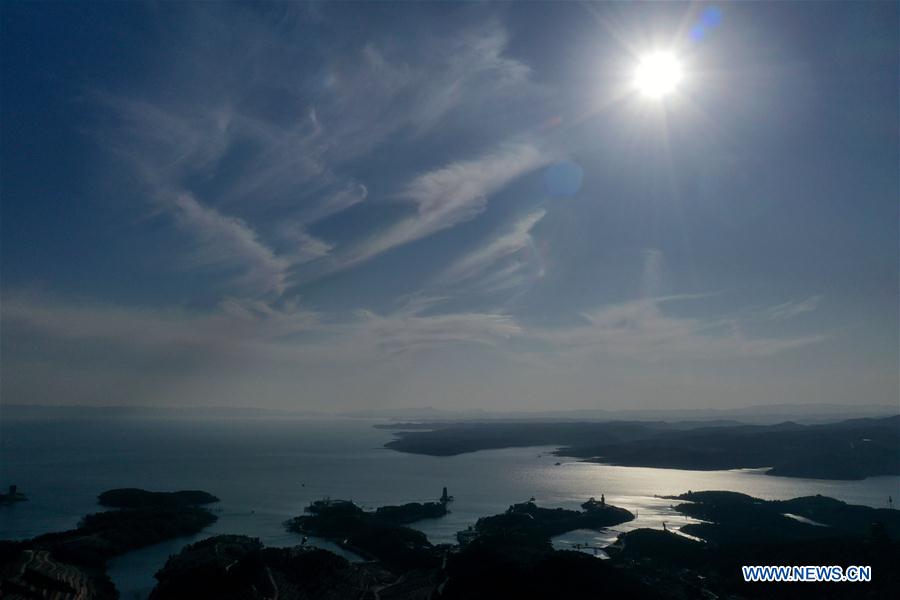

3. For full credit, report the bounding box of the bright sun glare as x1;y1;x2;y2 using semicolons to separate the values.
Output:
633;51;683;99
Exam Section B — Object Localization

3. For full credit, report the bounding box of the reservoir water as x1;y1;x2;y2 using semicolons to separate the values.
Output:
2;415;897;599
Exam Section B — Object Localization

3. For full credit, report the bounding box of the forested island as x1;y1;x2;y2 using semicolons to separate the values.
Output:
286;498;448;571
382;415;900;480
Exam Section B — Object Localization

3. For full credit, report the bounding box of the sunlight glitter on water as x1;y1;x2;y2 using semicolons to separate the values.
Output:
5;419;898;598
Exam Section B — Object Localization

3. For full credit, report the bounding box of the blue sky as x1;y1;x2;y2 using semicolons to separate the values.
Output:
2;2;897;410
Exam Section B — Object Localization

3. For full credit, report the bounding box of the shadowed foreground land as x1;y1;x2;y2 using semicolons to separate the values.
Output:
383;416;900;480
4;489;899;599
147;492;900;599
0;489;218;600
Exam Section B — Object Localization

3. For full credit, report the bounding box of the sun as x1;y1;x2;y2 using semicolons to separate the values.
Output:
633;51;683;99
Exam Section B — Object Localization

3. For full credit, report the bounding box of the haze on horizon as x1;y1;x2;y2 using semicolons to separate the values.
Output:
1;2;897;413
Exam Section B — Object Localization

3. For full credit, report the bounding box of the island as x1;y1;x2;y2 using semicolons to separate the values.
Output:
98;488;219;509
467;498;634;548
285;498;449;571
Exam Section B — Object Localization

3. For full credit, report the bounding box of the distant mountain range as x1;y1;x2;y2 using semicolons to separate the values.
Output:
345;402;900;424
3;402;897;425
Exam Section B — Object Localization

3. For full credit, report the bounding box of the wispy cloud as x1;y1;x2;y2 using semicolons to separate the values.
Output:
343;140;553;268
438;208;546;293
3;288;825;368
317;21;538;153
304;183;368;224
87;10;545;300
534;295;827;362
759;295;822;321
389;24;535;136
353;306;523;356
1;291;319;354
270;221;333;265
2;290;521;363
169;194;291;297
1;287;833;408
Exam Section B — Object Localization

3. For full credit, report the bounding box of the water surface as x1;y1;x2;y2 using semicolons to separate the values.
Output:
2;416;896;599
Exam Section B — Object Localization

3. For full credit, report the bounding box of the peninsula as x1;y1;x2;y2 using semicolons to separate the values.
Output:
382;415;900;480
